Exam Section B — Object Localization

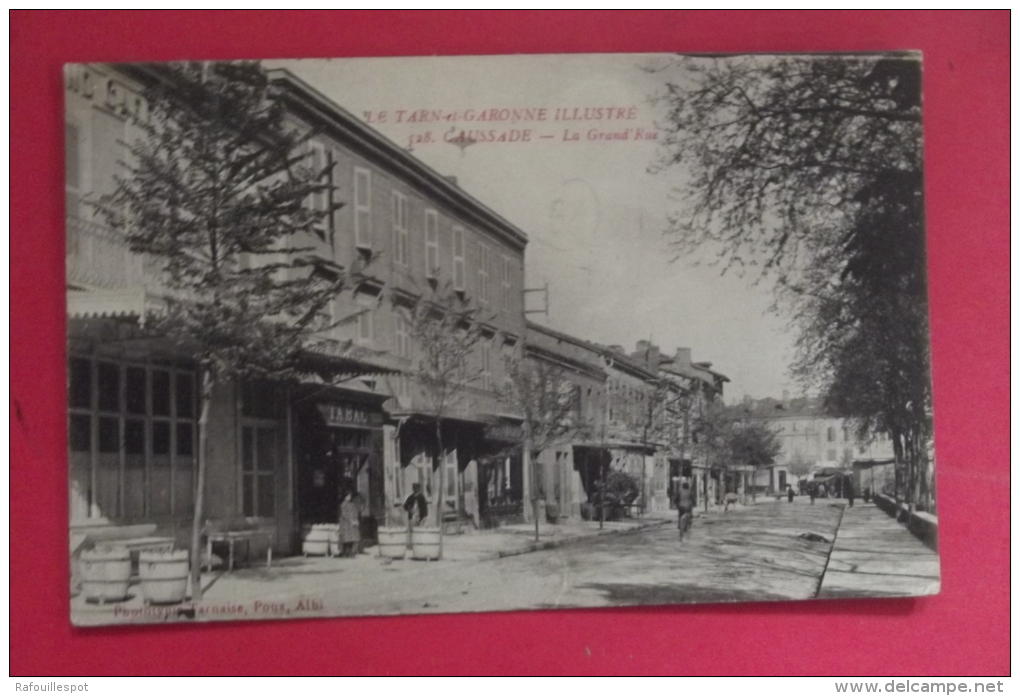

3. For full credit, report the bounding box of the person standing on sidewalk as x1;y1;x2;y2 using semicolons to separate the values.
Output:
787;485;795;503
338;489;363;558
847;482;855;508
404;483;429;526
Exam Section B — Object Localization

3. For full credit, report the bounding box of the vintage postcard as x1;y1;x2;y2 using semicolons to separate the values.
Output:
66;53;938;626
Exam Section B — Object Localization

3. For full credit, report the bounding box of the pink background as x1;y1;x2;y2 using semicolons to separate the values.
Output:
10;11;1009;676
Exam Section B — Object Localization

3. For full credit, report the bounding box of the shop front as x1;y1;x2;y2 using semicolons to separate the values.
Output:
477;420;525;528
292;390;387;545
574;445;612;521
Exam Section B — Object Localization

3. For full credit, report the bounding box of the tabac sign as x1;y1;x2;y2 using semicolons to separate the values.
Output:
317;401;381;428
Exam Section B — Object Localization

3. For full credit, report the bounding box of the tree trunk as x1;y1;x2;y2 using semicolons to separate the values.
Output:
189;365;214;602
531;451;540;543
435;418;444;560
599;457;606;530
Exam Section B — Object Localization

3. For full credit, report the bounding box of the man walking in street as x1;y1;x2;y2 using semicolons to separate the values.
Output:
847;482;855;508
676;480;694;541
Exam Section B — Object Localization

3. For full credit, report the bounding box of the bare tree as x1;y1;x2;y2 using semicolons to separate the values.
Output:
403;285;485;557
500;357;587;542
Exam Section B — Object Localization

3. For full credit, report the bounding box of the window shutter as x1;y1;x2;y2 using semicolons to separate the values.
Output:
355;168;371;248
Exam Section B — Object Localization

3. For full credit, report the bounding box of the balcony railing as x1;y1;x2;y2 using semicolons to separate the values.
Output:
67;215;167;295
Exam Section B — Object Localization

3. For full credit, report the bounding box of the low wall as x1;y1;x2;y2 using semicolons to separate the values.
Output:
873;494;938;552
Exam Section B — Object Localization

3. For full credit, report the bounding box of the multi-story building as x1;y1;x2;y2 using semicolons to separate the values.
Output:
599;343;669;513
523;321;607;520
65;62;528;556
732;393;895;496
657;347;729;509
268;69;530;529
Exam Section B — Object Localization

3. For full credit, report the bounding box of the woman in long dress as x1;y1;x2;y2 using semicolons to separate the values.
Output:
338;490;362;558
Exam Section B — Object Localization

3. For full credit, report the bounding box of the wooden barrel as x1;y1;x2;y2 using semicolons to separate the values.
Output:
411;527;441;561
139;549;189;605
79;548;132;604
302;524;335;556
376;527;409;559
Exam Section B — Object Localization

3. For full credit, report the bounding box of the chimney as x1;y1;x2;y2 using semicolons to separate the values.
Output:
647;344;660;371
782;390;791;409
674;347;692;368
633;341;660;370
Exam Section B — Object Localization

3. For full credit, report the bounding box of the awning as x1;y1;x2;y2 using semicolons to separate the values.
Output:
67;289;163;324
852;458;895;469
299;342;404;378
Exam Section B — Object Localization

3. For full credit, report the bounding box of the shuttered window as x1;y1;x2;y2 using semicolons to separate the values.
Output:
453;226;465;291
425;209;439;278
354;167;371;249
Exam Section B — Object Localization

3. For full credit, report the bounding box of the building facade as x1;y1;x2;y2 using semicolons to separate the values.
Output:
523;321;607;520
271;69;530;530
66;62;529;558
657;347;730;509
733;393;895;496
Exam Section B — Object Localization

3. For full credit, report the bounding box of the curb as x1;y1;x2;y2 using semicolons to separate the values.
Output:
485;518;673;561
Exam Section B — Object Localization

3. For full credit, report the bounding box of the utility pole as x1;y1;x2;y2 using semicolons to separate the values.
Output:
523;282;549;318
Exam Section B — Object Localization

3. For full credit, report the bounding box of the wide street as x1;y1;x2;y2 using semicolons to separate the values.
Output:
205;499;937;618
72;498;939;625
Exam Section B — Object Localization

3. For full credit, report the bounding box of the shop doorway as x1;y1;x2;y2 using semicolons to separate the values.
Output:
294;400;383;526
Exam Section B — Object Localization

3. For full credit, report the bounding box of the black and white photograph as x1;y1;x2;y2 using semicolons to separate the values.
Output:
66;53;939;627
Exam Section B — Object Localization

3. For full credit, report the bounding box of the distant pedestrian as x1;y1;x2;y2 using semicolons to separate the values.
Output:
809;485;816;505
787;486;794;503
847;483;855;508
676;481;694;540
723;491;739;513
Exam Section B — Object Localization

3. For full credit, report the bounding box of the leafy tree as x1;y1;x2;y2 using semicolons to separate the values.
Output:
690;398;734;507
787;451;814;479
500;356;587;541
728;421;782;501
402;284;485;556
97;61;361;600
591;469;641;522
653;54;931;511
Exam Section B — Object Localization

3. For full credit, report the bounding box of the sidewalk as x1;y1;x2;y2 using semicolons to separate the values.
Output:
71;511;674;624
817;501;940;599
